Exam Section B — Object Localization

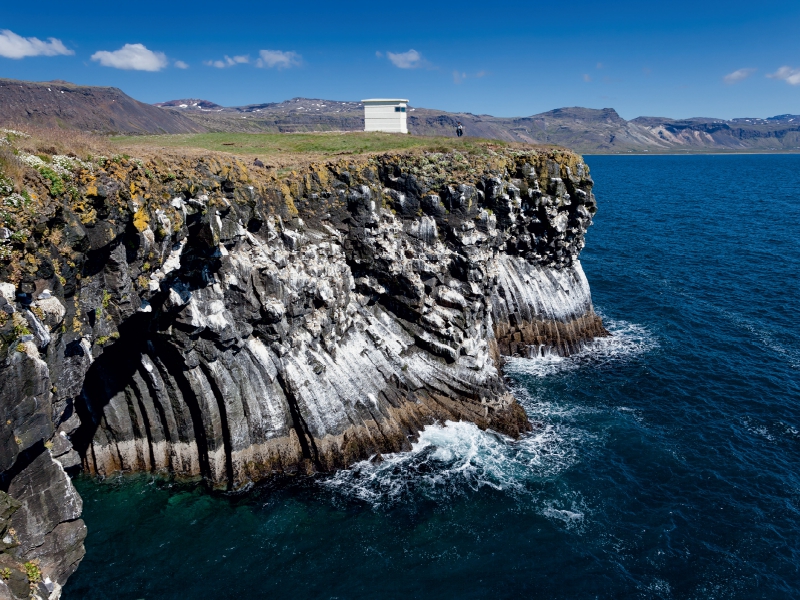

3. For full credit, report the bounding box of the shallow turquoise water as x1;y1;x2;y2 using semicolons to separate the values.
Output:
64;155;800;599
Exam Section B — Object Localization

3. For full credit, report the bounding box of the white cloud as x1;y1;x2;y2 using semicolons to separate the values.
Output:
387;49;424;69
204;55;250;68
174;60;189;69
453;70;488;84
256;50;301;69
723;68;756;84
375;51;383;58
0;29;73;59
767;66;800;85
91;44;168;71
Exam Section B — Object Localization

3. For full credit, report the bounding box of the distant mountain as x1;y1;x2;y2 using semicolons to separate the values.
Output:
0;79;204;134
159;97;366;133
158;96;800;153
153;98;224;110
1;77;798;152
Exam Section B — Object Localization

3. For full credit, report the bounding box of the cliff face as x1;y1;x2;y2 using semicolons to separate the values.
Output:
0;142;602;597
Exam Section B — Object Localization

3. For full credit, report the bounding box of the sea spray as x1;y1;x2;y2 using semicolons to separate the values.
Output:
320;419;585;508
320;315;654;513
504;314;658;379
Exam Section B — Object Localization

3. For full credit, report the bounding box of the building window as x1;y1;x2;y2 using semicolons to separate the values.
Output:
394;107;406;112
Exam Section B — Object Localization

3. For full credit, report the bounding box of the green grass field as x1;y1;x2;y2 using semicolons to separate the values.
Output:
110;131;512;158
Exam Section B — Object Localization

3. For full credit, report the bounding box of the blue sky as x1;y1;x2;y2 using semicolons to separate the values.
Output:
2;0;799;119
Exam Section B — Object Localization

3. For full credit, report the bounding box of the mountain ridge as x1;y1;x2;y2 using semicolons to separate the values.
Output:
0;79;203;135
1;78;799;152
157;95;800;153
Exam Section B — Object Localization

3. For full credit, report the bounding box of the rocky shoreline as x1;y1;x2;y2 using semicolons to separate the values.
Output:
0;142;603;598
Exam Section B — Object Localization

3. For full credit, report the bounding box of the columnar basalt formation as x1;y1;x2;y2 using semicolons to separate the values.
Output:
0;144;603;597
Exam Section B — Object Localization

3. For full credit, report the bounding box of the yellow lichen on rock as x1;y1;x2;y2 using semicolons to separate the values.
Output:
279;183;298;217
133;207;149;232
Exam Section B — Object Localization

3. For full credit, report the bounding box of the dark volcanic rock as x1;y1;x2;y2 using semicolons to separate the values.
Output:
0;145;605;594
8;452;82;553
0;344;54;473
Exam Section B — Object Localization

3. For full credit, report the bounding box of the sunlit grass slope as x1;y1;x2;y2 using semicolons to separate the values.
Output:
110;131;520;158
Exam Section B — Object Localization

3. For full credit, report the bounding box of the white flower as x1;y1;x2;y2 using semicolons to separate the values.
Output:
18;153;72;176
0;176;13;196
2;193;26;208
0;128;30;138
52;154;92;172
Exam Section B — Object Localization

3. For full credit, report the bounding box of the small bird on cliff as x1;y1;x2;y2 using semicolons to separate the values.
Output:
254;158;265;167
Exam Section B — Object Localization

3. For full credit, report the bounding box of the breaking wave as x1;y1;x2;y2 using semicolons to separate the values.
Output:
319;314;649;517
503;314;658;378
319;419;586;509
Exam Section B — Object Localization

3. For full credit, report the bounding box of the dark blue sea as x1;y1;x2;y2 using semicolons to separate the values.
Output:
64;155;800;599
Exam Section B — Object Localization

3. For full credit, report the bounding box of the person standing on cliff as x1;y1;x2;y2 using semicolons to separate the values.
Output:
456;121;464;137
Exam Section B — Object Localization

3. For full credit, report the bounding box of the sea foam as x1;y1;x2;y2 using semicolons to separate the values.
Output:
320;418;584;508
320;320;649;511
503;314;658;378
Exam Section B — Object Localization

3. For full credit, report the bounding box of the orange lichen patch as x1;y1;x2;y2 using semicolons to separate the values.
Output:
278;183;298;217
310;163;331;187
78;207;98;226
133;207;149;232
78;169;97;186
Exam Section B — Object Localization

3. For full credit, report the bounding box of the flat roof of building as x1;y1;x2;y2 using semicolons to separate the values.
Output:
361;98;409;103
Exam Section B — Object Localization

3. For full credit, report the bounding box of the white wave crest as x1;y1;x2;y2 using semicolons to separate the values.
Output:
320;419;581;507
503;315;657;378
539;490;591;531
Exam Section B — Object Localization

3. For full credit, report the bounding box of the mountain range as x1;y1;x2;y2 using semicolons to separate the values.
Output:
2;78;799;153
0;78;203;135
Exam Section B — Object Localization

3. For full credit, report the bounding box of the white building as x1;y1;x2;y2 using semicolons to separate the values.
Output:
362;98;409;133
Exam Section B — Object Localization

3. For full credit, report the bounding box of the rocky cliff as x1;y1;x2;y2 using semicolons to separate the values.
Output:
0;135;603;597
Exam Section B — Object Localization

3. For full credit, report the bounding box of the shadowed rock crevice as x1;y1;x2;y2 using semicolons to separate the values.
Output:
276;369;322;473
197;361;235;488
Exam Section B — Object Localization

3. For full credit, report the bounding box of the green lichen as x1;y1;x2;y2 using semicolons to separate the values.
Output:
38;166;65;196
23;561;41;584
96;332;119;346
11;313;30;338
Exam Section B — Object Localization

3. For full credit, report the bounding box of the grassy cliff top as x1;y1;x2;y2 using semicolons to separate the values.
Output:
110;131;555;166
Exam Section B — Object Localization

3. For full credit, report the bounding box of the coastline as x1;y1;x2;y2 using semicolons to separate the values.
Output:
582;150;800;156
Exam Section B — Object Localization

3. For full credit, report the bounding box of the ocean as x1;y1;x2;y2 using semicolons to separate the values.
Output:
63;154;800;599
